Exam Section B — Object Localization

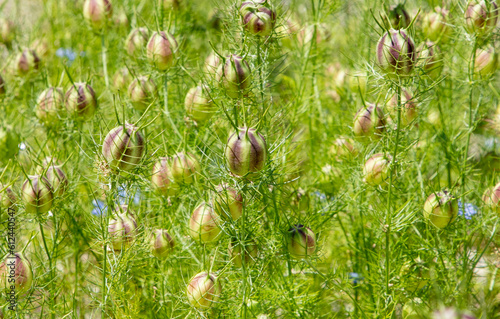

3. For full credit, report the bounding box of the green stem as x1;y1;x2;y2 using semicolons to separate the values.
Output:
39;221;55;319
163;73;182;139
101;34;109;88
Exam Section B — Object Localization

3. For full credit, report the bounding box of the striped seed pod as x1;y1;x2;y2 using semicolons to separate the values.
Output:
83;0;113;30
0;19;15;47
386;89;417;126
35;87;65;127
170;152;200;184
216;55;252;99
43;165;68;197
465;0;499;35
125;27;148;56
102;123;146;172
0;184;16;211
363;153;392;186
417;41;443;79
423;190;458;228
146;31;178;71
353;103;386;138
65;82;98;120
185;85;215;124
21;175;53;214
108;211;137;251
150;229;175;258
422;7;452;42
287;225;316;259
474;46;498;77
225;127;267;177
112;67;132;92
204;52;221;75
213;183;243;221
0;74;5;96
384;4;411;30
228;238;258;268
483;182;500;213
186;272;221;309
240;2;276;37
128;76;158;111
189;203;222;244
151;157;180;196
15;49;40;76
376;29;416;77
0;253;33;295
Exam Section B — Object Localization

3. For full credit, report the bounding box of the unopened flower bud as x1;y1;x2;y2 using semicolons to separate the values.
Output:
15;49;40;75
465;0;499;35
108;210;137;250
422;7;452;42
189;203;222;243
170;152;200;184
160;0;180;11
128;76;158;111
146;31;178;71
384;4;411;30
376;29;416;77
483;182;500;213
229;238;258;267
21;175;53;214
423;190;458;228
150;229;175;258
185;85;215;124
363;153;392;186
151;157;180;196
204;53;221;75
329;137;357;161
386;89;417;125
0;184;16;211
216;55;252;98
0;127;20;162
102;123;146;172
353;103;386;138
474;46;498;77
225;127;267;177
287;224;316;259
83;0;113;30
417;41;443;79
213;184;243;220
35;87;65;127
186;271;221;309
125;27;148;56
112;67;132;91
0;19;15;47
32;38;51;59
65;82;98;120
240;2;276;37
0;253;33;295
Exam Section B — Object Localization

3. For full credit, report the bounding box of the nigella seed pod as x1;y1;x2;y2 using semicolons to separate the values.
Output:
386;89;417;126
108;211;137;251
329;137;357;161
363;153;392;186
483;182;500;213
15;49;40;76
225;127;267;177
170;152;200;184
213;184;243;221
347;71;367;95
102;123;146;172
229;238;258;268
189;203;222;244
474;46;498;77
216;55;252;99
65;82;98;120
186;272;221;309
204;53;221;75
465;0;499;35
0;74;5;96
151;157;180;196
44;165;68;197
417;41;443;79
353;103;386;138
287;225;316;259
376;29;416;77
125;27;148;56
0;19;15;47
385;4;411;30
423;190;458;228
0;184;16;211
112;67;132;92
83;0;113;30
146;31;178;71
422;7;452;42
21;175;53;214
32;38;51;59
128;76;158;111
35;87;65;127
150;229;175;258
240;3;276;37
160;0;180;11
185;85;215;124
0;253;33;295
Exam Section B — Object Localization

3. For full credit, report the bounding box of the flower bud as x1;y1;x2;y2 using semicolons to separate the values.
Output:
225;127;267;177
376;29;416;77
43;165;68;197
298;24;331;45
21;175;53;214
32;38;51;59
216;55;252;98
465;0;499;35
0;127;20;162
417;41;443;79
483;182;500;213
386;89;417;125
204;53;221;75
0;184;16;211
160;0;180;11
125;27;148;56
287;224;316;259
189;203;222;243
186;272;221;309
108;210;137;251
170;152;200;184
185;85;215;124
240;2;276;37
112;67;132;92
15;49;40;75
0;19;15;46
384;4;411;30
474;46;498;77
35;87;65;127
102;123;146;172
329;137;357;161
213;184;243;220
83;0;113;30
0;74;5;96
128;76;158;111
353;103;386;138
150;229;175;258
65;82;98;120
0;253;33;295
146;31;178;71
229;238;258;267
423;190;458;228
422;7;452;42
151;157;180;196
363;153;392;186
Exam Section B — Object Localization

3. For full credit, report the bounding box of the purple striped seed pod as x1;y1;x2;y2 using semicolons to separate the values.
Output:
417;41;443;79
228;238;258;268
376;29;416;77
189;203;222;244
363;153;392;186
186;272;221;309
146;31;178;71
353;104;386;138
0;19;15;46
108;211;137;251
225;127;267;177
65;82;98;120
0;74;5;96
483;182;500;213
287;225;316;259
160;0;180;11
0;252;33;295
423;190;458;228
387;89;417;126
185;85;215;124
128;76;158;111
170;152;200;184
422;7;452;42
44;165;68;197
465;0;499;35
151;157;180;196
474;46;498;77
15;49;40;76
385;4;411;30
35;87;65;127
213;183;243;221
0;184;16;211
112;67;132;92
102;123;145;172
150;229;175;258
240;1;277;37
216;55;253;99
125;27;149;56
83;0;113;30
21;175;53;214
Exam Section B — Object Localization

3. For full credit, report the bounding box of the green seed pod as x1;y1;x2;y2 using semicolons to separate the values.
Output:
83;0;113;30
170;152;200;184
376;29;416;77
0;252;33;295
213;183;243;221
0;127;20;162
216;55;252;98
204;53;221;75
0;184;16;212
346;71;367;95
228;238;258;268
112;67;132;92
386;89;417;126
287;224;316;259
125;27;148;56
65;82;98;120
186;271;221;309
298;24;332;46
329;137;357;161
423;190;458;228
225;127;267;177
0;18;15;47
363;153;392;186
474;46;498;77
185;85;215;124
150;229;175;258
35;87;65;127
43;165;68;197
353;103;386;138
0;74;5;96
483;182;500;213
465;0;499;36
240;2;276;37
146;31;178;71
159;0;180;11
417;41;443;79
102;123;146;172
32;38;51;59
189;203;222;244
151;157;180;196
128;76;158;111
383;4;411;30
15;49;40;76
108;210;138;251
21;175;53;214
422;7;452;42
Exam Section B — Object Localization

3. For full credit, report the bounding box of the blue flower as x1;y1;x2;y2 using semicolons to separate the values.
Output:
348;272;363;285
458;200;479;220
116;184;142;205
56;48;80;65
91;199;107;216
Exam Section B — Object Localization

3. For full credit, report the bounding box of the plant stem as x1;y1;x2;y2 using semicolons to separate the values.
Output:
101;34;109;88
163;73;182;139
39;221;55;319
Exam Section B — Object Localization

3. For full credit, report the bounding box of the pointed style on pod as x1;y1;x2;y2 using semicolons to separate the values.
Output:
216;55;252;98
0;253;33;295
128;76;158;111
287;224;316;259
422;7;452;42
151;157;180;196
186;271;221;309
21;175;53;214
150;229;175;258
146;31;178;71
229;238;258;267
386;89;417;126
189;203;222;244
35;87;65;127
185;85;215;124
417;41;444;79
376;28;416;77
240;1;277;37
353;103;386;138
108;209;138;251
225;127;267;177
83;0;113;30
102;123;146;172
213;183;243;220
65;82;98;120
0;184;16;211
465;0;499;35
483;182;500;213
0;74;5;96
15;49;40;76
474;46;498;77
384;4;411;30
170;152;200;184
363;153;392;186
112;67;132;92
423;190;458;228
0;18;15;47
125;27;149;56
